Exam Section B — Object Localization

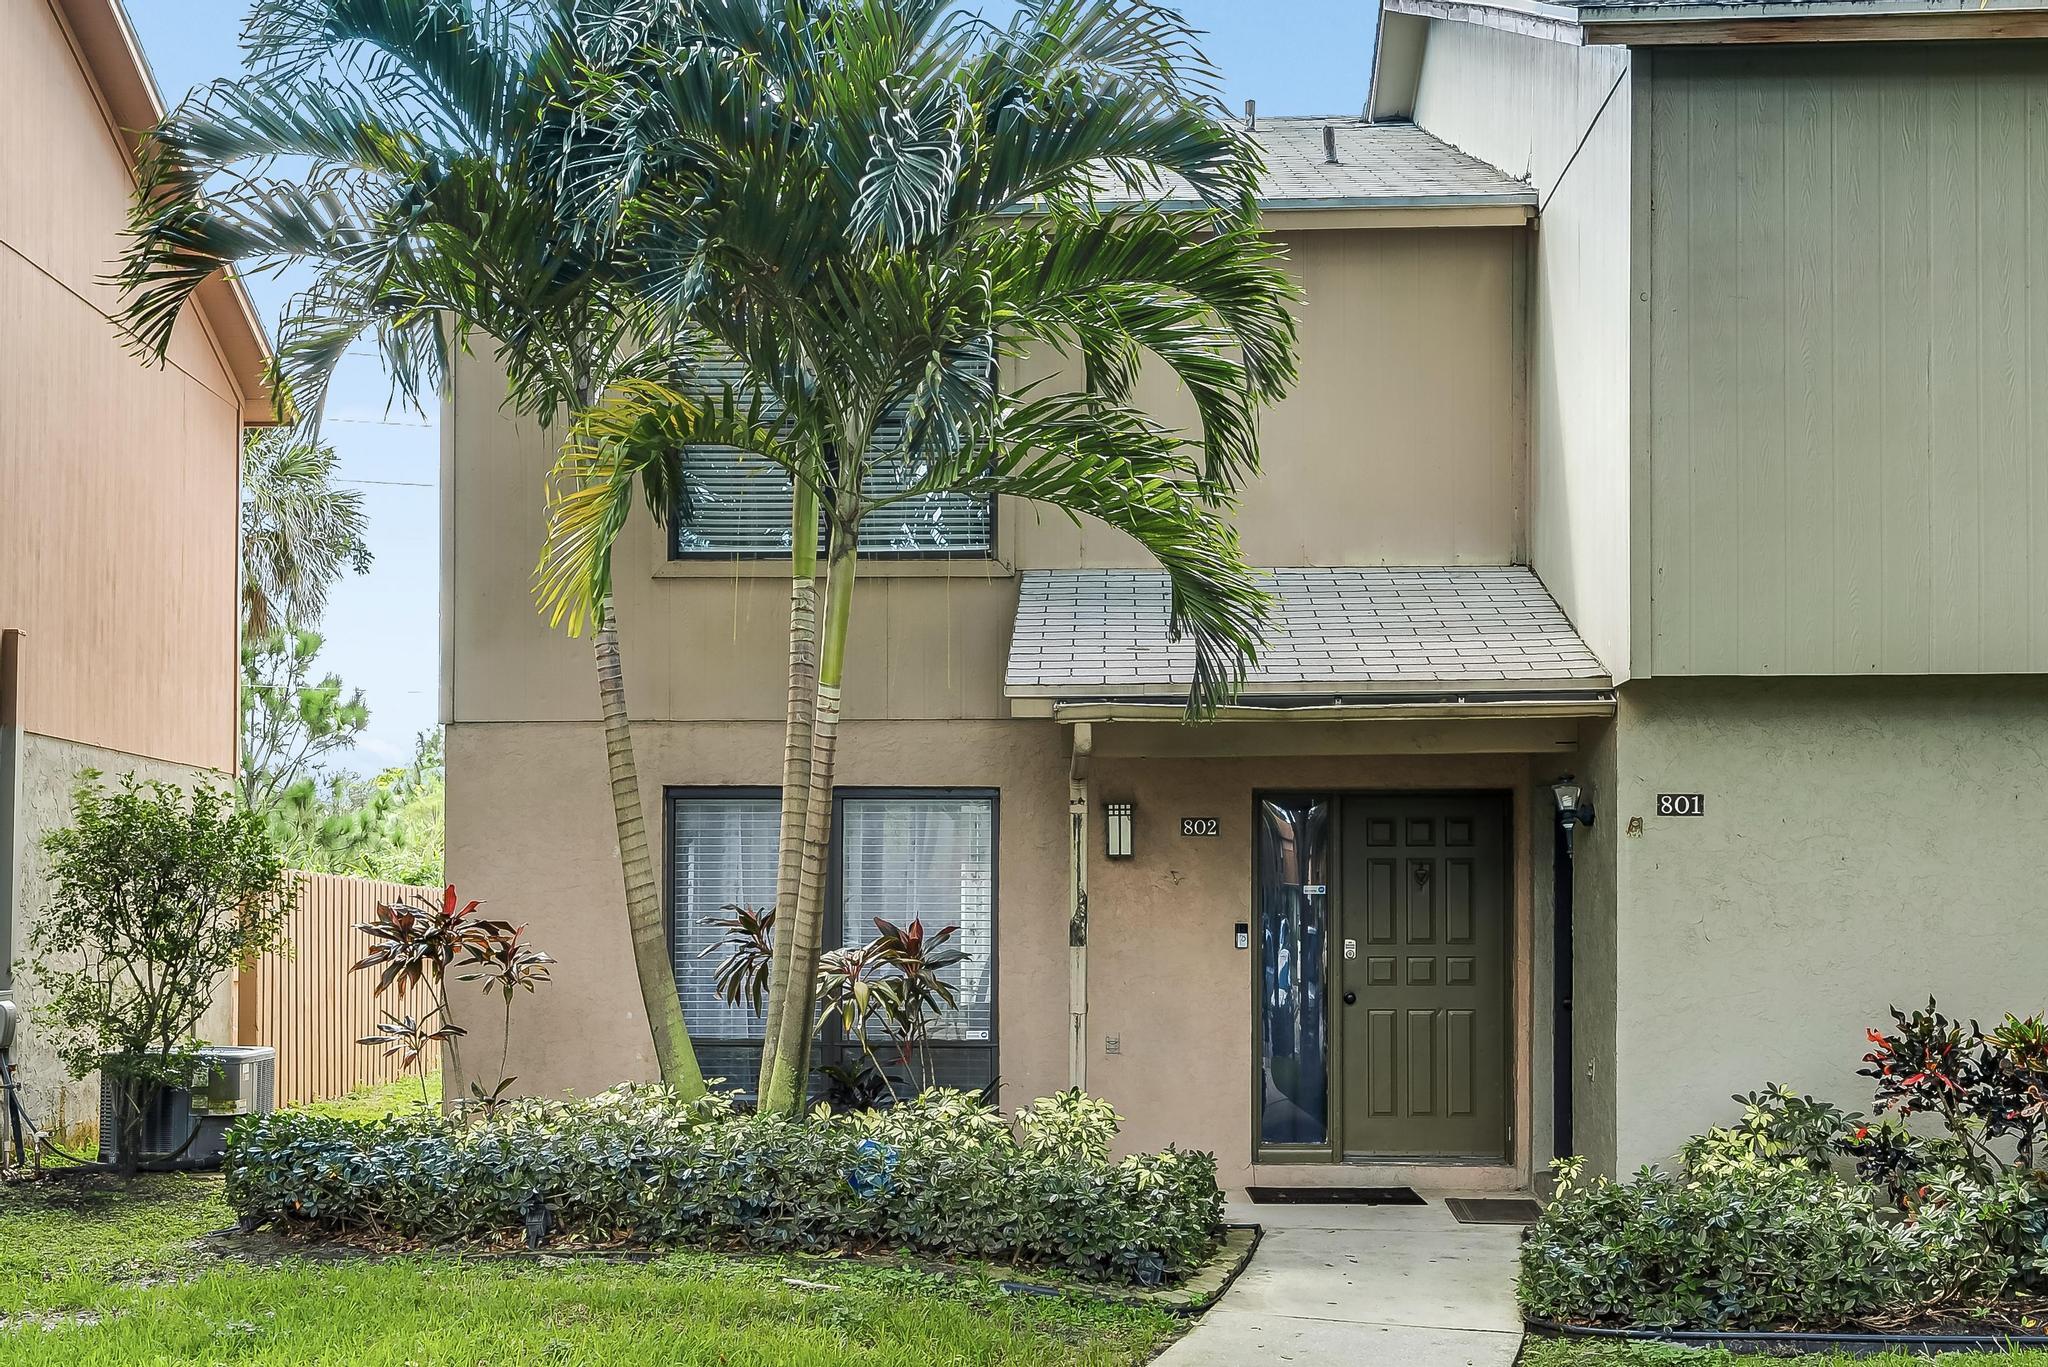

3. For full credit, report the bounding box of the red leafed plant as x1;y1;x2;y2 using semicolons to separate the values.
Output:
1860;999;2048;1175
353;885;553;1117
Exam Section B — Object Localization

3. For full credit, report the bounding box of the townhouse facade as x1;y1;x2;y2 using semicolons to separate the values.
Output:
446;4;2048;1190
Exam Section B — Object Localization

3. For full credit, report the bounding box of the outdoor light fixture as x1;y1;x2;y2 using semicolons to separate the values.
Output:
1551;777;1596;851
1104;802;1134;860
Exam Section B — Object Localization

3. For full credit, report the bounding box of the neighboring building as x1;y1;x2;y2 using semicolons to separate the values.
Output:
0;0;275;1134
445;9;2048;1192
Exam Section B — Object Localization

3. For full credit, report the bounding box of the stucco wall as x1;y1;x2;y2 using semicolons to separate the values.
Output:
6;733;234;1137
447;718;1567;1183
1606;677;2048;1170
1007;227;1527;571
442;226;1531;729
1412;23;1635;682
444;718;1074;1108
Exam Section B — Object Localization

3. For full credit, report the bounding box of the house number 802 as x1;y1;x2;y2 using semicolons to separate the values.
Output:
1656;794;1705;817
1180;817;1221;837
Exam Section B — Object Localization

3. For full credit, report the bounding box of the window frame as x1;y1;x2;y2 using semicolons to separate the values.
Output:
663;785;1001;1081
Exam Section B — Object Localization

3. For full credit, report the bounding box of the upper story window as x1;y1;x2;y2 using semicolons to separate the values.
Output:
669;357;994;561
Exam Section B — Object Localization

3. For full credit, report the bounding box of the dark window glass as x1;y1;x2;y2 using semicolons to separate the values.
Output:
1258;795;1330;1145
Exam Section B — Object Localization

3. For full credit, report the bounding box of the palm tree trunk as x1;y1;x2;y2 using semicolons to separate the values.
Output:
594;595;706;1098
757;486;820;1101
758;532;858;1115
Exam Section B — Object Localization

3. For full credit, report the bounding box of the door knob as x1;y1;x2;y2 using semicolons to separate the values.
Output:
1342;990;1357;1005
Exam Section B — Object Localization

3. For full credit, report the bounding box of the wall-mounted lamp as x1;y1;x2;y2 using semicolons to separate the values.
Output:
1104;802;1134;860
1551;777;1596;852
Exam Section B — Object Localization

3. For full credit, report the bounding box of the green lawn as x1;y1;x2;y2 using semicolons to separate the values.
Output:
287;1071;441;1123
1523;1336;2048;1366
0;1166;1180;1365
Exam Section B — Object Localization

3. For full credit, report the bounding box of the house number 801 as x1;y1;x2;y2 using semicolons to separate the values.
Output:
1656;794;1705;817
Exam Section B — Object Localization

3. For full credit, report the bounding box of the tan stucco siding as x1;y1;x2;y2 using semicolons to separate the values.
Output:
1008;227;1526;571
446;716;1558;1182
443;339;1018;726
444;718;1074;1105
1641;45;2048;677
446;226;1530;726
0;0;241;771
1413;24;1635;682
1602;677;2048;1171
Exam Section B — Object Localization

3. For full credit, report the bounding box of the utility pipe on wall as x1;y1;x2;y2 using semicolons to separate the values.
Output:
0;629;22;1007
1067;722;1093;1091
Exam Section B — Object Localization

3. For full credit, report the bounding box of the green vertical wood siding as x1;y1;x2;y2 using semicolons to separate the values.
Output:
1644;44;2048;675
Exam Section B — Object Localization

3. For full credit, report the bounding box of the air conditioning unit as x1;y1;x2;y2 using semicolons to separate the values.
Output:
98;1044;276;1168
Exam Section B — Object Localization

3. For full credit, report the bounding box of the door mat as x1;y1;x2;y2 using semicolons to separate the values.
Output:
1446;1197;1543;1225
1245;1186;1425;1206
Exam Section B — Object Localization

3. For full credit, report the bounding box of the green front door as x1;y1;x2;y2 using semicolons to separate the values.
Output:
1336;795;1509;1159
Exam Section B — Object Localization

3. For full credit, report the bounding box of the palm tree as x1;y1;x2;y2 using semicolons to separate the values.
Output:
114;0;709;1096
532;0;1300;1114
240;428;371;636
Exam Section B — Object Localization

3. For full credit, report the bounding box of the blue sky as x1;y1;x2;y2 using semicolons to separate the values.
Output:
121;0;1380;774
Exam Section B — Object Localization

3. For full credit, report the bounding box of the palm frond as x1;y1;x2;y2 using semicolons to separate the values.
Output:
934;391;1269;715
534;376;805;634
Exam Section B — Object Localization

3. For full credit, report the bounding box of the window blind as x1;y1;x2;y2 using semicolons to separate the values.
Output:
669;795;780;1041
669;356;992;558
839;796;996;1044
669;791;999;1061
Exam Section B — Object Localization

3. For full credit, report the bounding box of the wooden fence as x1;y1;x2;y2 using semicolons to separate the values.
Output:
236;872;439;1107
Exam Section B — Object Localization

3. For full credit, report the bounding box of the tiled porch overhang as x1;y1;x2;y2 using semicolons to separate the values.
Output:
1003;566;1615;721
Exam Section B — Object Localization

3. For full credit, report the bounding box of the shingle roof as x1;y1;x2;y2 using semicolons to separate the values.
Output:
1103;118;1534;211
1006;566;1610;699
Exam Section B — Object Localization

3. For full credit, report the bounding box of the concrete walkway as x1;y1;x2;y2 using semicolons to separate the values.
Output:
1157;1197;1525;1366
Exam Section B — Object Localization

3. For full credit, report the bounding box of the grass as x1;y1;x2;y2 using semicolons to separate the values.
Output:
1522;1337;2048;1366
0;1138;1180;1364
288;1071;441;1123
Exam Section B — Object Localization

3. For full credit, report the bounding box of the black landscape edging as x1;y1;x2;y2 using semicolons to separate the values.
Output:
997;1223;1262;1316
1527;1318;2048;1356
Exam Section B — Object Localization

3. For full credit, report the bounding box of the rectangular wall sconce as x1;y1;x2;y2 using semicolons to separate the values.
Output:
1104;801;1134;859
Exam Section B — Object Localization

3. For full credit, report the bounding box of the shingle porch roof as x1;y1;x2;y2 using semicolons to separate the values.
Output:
1005;566;1610;701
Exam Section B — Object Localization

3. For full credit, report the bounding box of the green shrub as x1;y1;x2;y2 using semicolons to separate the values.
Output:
1524;1002;2048;1331
225;1087;1222;1286
1521;1154;2048;1330
1016;1089;1123;1164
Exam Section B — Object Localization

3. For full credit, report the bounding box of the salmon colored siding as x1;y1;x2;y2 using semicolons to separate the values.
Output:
0;0;245;771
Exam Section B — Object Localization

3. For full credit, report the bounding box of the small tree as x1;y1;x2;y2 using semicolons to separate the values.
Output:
23;772;294;1174
240;625;370;817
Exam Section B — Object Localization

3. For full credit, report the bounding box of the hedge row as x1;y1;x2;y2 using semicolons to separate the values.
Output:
226;1086;1222;1286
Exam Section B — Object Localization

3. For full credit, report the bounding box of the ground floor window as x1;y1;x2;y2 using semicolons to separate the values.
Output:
666;788;998;1096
